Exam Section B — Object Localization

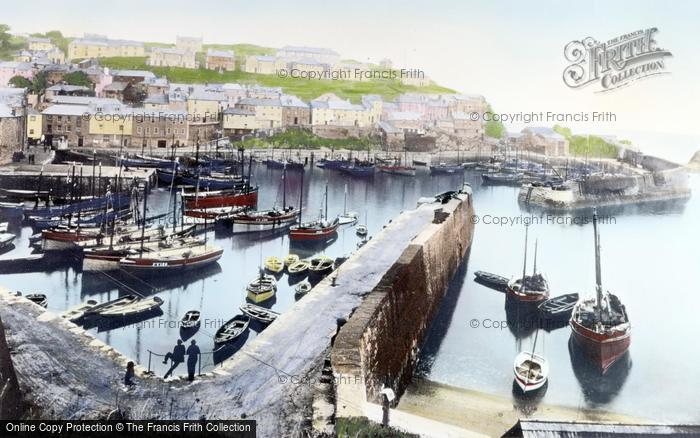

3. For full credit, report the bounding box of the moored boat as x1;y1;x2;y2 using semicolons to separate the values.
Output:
430;163;462;174
377;165;416;177
294;280;312;296
26;293;48;308
61;299;99;322
180;310;201;329
83;294;140;317
283;254;300;267
506;227;549;304
355;224;368;237
513;350;549;392
0;232;16;249
98;296;164;318
230;207;299;233
264;256;284;273
183;187;258;209
119;242;224;274
246;272;277;303
473;270;509;291
538;293;579;322
309;255;334;277
239;303;280;324
570;211;631;374
288;260;310;275
214;314;250;344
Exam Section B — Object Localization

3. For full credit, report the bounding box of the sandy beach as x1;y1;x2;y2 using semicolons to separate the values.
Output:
396;378;646;437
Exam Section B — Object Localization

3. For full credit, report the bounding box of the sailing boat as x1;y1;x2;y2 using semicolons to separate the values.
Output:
230;164;299;233
338;184;359;225
289;181;339;241
506;226;550;304
513;329;549;392
378;146;416;176
570;211;631;373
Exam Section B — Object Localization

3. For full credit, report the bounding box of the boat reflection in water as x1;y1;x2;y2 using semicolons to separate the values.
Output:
568;336;632;406
504;300;540;339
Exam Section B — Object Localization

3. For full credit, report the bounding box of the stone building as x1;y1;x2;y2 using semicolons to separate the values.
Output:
0;104;24;162
132;109;189;149
148;48;197;69
280;95;310;127
68;36;144;59
222;108;257;135
520;126;570;156
236;98;282;129
205;49;235;72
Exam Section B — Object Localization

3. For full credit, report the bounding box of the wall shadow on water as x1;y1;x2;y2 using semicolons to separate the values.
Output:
414;250;470;377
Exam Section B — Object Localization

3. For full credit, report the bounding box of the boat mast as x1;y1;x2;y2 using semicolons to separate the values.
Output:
533;239;538;275
298;168;304;224
593;210;603;319
343;183;347;215
521;224;529;281
282;164;287;210
324;183;329;221
139;186;148;256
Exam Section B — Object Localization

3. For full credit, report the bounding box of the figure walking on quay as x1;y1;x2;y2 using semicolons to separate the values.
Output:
186;339;201;382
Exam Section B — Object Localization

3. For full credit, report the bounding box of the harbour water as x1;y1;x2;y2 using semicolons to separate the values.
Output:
1;160;698;422
417;172;700;423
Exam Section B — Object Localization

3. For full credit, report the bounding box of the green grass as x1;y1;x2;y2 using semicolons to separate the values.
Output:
553;125;620;158
97;56;456;102
239;128;380;151
336;417;418;438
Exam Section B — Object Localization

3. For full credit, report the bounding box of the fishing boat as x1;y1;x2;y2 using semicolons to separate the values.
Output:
41;226;102;250
119;242;224;274
82;235;199;272
309;255;334;276
339;162;375;177
316;158;349;170
570;212;631;373
337;184;359;225
412;159;427;166
283;254;300;267
83;294;140;317
289;182;339;241
506;227;550;304
182;187;258;209
214;315;250;344
26;293;48;308
513;330;549;393
288;260;310;275
120;155;175;169
239;303;280;324
246;272;277;303
180;174;242;191
481;170;524;186
473;270;509;291
538;293;579;322
230;206;299;233
61;299;99;323
429;162;462;174
180;310;201;329
378;149;416;176
25;192;130;219
294;280;312;296
356;224;368;237
264;256;284;273
0;232;15;249
183;206;243;221
1;188;50;199
98;296;164;318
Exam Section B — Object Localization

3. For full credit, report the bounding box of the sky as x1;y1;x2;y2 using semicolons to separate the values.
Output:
4;0;699;160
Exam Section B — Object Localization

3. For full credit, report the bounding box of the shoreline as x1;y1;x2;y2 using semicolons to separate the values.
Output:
396;378;646;437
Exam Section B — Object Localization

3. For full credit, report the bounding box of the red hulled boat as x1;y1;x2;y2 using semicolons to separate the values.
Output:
288;177;338;241
231;207;300;233
183;187;258;209
569;211;631;373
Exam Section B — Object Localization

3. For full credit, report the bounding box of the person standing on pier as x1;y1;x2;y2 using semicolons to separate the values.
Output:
124;361;135;387
163;339;186;379
186;339;200;382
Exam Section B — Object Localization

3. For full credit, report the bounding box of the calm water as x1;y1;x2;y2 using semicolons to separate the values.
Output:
417;172;700;423
2;163;698;422
0;164;465;377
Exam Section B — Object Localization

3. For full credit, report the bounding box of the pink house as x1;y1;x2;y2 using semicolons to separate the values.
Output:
0;62;35;87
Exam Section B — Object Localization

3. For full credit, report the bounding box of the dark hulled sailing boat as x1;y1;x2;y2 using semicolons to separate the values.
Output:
506;226;550;304
570;211;631;373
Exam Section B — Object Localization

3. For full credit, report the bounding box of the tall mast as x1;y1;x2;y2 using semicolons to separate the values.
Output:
298;169;304;224
282;164;287;209
343;183;347;215
521;224;529;281
593;210;603;316
324;183;329;221
139;186;148;256
533;239;538;276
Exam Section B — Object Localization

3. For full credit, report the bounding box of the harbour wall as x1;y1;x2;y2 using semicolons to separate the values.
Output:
331;186;474;417
0;184;473;436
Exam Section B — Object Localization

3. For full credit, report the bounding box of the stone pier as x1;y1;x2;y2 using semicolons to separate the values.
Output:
0;184;474;436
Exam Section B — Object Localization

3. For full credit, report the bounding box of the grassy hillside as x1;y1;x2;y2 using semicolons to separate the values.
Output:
553;125;622;158
98;56;456;102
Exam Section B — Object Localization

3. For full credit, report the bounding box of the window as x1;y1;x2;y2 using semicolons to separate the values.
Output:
154;127;159;134
146;128;150;134
137;127;142;134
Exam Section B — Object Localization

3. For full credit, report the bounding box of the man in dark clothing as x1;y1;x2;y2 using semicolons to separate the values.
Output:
163;339;186;379
124;361;135;387
186;340;200;382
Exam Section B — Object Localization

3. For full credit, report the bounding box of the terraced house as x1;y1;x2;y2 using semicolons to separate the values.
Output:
205;49;235;72
68;35;145;59
148;48;197;69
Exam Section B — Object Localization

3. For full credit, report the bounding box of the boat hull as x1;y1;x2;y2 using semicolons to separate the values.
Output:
246;289;275;303
570;319;631;373
506;285;549;304
289;223;339;241
378;166;416;176
184;191;258;209
119;249;223;274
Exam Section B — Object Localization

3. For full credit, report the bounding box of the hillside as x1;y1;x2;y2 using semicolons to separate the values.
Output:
97;56;456;102
553;125;622;158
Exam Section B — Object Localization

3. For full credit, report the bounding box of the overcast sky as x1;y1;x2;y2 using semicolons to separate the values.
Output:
5;0;699;159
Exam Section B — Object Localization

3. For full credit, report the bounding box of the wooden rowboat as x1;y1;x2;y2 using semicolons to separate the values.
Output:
264;256;284;273
283;254;300;267
294;280;312;296
26;293;48;308
239;303;280;324
538;293;579;321
62;299;99;322
288;260;310;275
98;296;164;318
246;273;277;303
181;310;201;329
214;314;250;344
